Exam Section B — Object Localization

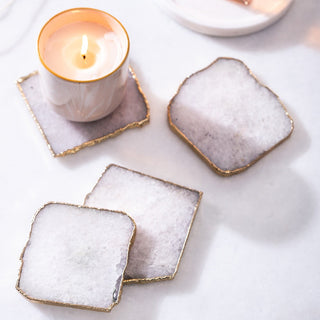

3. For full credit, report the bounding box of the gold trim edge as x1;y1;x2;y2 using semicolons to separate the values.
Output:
83;163;203;284
167;57;294;177
16;67;150;158
16;201;137;312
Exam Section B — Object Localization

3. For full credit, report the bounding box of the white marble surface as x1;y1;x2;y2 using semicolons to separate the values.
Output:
1;0;319;319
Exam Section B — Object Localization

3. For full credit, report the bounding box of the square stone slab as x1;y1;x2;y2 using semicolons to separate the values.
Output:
168;57;294;176
17;68;149;157
16;202;136;312
85;164;202;283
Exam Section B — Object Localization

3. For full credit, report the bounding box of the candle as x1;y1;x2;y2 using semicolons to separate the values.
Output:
42;18;125;81
38;8;130;122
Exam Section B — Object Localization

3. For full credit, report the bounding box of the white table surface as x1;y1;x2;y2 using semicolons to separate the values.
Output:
1;0;320;319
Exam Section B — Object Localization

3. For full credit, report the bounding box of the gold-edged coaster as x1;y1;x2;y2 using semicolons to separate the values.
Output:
17;68;150;157
84;164;202;283
168;57;294;176
16;202;136;312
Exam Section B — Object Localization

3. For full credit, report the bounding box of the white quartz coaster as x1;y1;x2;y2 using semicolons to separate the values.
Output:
168;57;294;176
16;203;135;312
157;0;293;36
17;69;149;157
84;164;202;283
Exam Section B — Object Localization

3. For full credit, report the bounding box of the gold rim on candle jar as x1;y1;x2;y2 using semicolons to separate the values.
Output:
37;7;130;83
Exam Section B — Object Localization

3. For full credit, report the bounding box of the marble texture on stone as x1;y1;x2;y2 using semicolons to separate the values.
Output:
168;57;293;175
84;164;202;282
17;203;135;312
17;69;149;157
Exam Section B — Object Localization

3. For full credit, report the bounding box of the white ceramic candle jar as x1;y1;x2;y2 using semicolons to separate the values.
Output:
38;8;130;122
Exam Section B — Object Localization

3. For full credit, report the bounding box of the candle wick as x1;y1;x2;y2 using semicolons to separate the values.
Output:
82;54;86;61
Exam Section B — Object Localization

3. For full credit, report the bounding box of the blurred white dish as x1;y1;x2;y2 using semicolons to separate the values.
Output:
157;0;294;36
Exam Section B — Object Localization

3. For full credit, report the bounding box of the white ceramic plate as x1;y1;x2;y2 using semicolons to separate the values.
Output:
157;0;294;36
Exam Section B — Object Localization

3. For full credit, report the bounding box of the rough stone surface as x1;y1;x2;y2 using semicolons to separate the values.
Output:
169;57;293;174
18;69;149;156
17;203;135;311
85;164;202;281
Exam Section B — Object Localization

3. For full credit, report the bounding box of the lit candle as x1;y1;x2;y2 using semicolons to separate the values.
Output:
38;8;130;122
42;16;126;81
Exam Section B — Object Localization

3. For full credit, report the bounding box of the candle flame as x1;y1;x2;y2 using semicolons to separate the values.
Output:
81;34;88;59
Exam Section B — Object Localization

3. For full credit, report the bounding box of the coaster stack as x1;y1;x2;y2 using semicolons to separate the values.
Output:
17;165;202;312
